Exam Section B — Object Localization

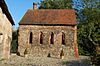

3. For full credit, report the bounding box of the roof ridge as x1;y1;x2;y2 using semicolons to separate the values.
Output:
28;9;75;11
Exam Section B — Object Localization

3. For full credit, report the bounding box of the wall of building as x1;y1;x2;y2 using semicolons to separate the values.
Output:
18;25;77;59
0;7;12;59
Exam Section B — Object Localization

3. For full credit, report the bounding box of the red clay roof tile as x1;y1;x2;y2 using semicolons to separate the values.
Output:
19;9;77;25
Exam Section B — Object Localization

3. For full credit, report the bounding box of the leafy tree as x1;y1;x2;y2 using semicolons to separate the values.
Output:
77;0;100;65
78;0;100;55
82;0;100;8
39;0;72;9
78;10;100;64
11;29;18;53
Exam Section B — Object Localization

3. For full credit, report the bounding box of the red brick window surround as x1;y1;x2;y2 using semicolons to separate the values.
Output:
40;32;43;44
29;32;33;44
62;32;65;45
50;32;54;44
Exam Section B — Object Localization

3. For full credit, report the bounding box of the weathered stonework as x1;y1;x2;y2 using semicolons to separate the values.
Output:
0;7;12;59
18;7;79;59
18;25;78;59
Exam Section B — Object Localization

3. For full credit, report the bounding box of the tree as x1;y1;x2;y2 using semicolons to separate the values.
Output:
82;0;100;8
11;29;18;53
77;0;100;54
77;0;100;65
39;0;72;9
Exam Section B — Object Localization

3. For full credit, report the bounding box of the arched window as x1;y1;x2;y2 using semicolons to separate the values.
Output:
50;32;54;44
40;32;43;44
29;32;32;44
62;32;65;45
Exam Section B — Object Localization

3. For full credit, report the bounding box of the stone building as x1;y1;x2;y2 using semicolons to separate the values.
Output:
0;0;14;59
18;3;79;59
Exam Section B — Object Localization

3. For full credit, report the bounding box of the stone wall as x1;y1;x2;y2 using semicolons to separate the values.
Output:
0;7;12;59
18;25;78;59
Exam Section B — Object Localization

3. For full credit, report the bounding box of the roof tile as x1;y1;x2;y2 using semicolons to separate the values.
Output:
19;9;77;25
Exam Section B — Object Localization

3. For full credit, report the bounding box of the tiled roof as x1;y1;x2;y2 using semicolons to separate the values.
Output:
0;0;14;25
19;9;77;25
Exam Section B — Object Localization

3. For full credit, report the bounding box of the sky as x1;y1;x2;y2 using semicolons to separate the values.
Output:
5;0;41;29
5;0;82;29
